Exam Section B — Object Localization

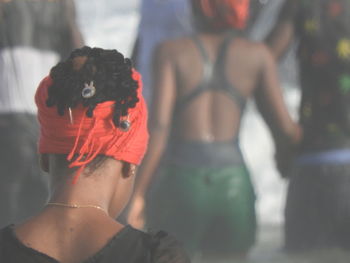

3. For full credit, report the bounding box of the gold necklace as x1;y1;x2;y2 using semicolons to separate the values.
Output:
47;202;108;215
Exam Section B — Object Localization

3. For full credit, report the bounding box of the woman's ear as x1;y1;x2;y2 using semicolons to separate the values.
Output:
39;154;49;173
121;162;137;178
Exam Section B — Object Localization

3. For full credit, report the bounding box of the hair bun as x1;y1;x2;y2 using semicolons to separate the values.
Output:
46;46;139;127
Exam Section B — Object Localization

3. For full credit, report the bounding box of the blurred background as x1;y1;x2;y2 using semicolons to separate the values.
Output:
1;0;350;262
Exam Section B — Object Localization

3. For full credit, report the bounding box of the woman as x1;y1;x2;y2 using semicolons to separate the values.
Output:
0;47;189;263
127;0;301;261
267;0;350;251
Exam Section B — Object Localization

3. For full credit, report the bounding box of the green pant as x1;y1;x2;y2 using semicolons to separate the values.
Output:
146;164;256;255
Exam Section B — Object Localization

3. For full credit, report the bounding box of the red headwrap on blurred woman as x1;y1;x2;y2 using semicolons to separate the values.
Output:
192;0;250;30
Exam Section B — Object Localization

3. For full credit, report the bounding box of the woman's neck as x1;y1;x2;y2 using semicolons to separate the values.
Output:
48;174;114;216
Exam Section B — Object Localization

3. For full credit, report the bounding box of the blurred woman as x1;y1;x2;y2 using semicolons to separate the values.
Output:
0;47;189;263
267;0;350;252
128;0;301;261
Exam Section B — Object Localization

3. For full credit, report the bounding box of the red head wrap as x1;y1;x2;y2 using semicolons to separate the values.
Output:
193;0;250;30
35;70;149;183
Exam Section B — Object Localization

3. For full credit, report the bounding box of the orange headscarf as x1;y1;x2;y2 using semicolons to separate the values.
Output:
193;0;250;30
35;70;149;183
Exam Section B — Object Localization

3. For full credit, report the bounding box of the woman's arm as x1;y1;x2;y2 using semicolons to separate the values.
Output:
128;41;177;228
265;0;299;59
254;45;301;174
134;42;176;198
255;45;300;142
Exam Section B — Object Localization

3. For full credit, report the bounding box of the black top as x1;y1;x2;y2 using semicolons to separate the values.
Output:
277;0;350;152
0;225;190;263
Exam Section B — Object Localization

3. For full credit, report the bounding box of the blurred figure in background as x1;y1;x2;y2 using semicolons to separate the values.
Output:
132;0;267;105
132;0;192;104
267;0;350;252
0;0;83;227
128;0;301;261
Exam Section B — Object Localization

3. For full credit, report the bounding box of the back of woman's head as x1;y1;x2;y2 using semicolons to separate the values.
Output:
35;46;149;183
191;0;250;32
47;46;139;127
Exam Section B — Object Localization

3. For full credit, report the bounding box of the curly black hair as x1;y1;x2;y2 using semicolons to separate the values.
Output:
46;46;139;127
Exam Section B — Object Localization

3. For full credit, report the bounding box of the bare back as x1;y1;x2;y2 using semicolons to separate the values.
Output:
138;30;297;195
153;32;269;142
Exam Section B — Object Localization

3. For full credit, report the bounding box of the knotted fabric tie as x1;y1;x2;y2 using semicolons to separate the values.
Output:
35;70;149;183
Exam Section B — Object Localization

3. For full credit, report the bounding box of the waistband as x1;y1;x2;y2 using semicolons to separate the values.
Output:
164;139;244;168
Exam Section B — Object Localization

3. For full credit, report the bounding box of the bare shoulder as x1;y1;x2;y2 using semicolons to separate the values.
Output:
252;42;275;61
155;37;194;59
252;42;276;69
234;38;273;59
